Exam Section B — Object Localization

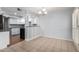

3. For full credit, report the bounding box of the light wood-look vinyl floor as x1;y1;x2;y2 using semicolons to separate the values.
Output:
0;37;77;52
10;35;24;46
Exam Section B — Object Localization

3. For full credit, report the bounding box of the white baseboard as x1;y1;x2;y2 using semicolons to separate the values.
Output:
43;35;73;41
31;35;41;40
25;35;73;42
25;35;41;41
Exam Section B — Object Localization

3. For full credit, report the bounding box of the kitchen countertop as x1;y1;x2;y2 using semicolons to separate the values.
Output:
72;27;79;30
0;30;9;32
25;25;40;27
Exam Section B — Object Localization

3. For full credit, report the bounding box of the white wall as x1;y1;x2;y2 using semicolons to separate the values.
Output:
39;8;74;40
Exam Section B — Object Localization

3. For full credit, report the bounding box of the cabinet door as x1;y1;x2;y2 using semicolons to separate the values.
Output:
9;18;18;24
33;27;37;36
0;32;9;49
72;13;78;28
16;28;20;34
11;28;20;35
17;19;25;24
26;27;32;39
25;27;28;39
29;27;33;39
73;29;79;44
33;27;40;37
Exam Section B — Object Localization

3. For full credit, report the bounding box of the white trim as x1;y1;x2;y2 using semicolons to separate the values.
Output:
25;35;41;41
31;35;41;40
42;35;73;41
25;35;73;41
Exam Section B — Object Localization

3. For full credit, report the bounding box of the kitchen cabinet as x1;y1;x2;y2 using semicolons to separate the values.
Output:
9;18;25;24
25;26;40;41
9;18;17;24
72;8;79;51
73;29;79;44
72;28;79;51
11;28;20;35
0;31;9;49
25;26;33;41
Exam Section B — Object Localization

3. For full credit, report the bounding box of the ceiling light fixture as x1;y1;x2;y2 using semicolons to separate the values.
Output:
38;8;47;15
14;13;17;15
44;11;47;14
42;8;46;11
38;11;42;14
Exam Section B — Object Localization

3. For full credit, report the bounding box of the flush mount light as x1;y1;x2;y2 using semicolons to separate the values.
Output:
38;11;42;14
14;13;17;15
42;8;46;11
44;11;47;14
38;8;47;15
28;16;32;22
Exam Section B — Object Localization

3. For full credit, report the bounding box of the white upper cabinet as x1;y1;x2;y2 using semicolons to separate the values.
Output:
9;18;17;24
9;17;25;24
17;18;25;24
72;8;79;28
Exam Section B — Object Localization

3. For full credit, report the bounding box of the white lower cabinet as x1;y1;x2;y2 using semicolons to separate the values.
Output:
11;28;20;35
72;28;79;51
0;31;9;49
25;26;40;41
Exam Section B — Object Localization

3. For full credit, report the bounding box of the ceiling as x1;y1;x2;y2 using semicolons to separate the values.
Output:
0;7;74;17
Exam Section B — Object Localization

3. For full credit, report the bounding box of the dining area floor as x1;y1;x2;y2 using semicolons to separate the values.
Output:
0;37;77;52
